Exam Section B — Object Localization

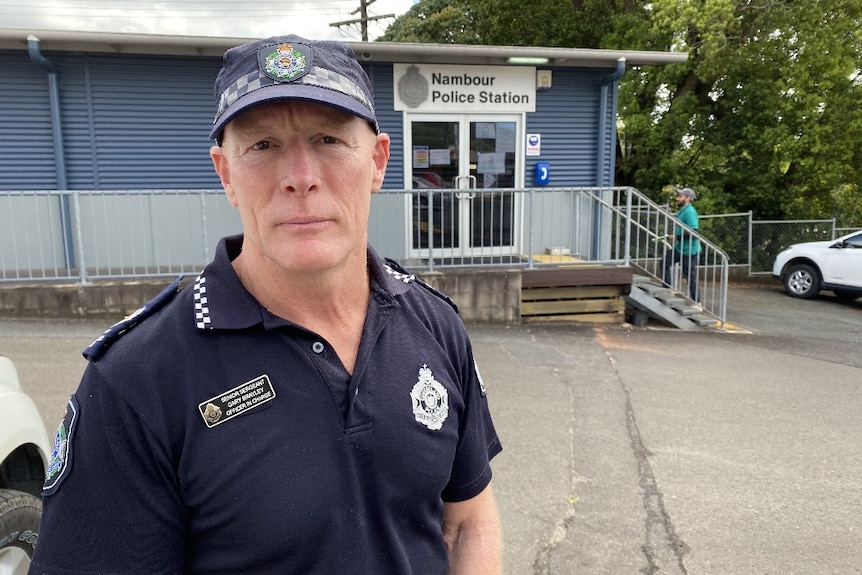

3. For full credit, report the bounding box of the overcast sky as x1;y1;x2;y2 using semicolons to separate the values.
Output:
0;0;417;41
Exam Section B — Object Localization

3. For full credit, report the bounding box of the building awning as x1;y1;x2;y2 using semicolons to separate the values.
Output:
0;29;687;67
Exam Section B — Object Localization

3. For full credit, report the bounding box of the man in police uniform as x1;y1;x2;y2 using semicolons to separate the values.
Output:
31;35;502;575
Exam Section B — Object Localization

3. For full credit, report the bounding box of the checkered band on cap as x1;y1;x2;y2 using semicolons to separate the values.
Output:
210;35;379;140
214;65;375;125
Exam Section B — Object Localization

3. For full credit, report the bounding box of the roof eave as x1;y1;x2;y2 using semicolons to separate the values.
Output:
0;29;688;67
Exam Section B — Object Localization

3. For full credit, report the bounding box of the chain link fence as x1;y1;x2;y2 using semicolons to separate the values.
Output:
699;214;861;274
749;219;839;274
699;212;751;268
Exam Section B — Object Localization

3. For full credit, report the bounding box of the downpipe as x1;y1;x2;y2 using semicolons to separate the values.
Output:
28;35;77;273
591;57;626;260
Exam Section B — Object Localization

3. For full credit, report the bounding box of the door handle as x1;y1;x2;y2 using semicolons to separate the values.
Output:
454;175;477;199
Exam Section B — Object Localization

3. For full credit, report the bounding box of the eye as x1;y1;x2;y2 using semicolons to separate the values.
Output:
251;140;271;151
321;135;340;145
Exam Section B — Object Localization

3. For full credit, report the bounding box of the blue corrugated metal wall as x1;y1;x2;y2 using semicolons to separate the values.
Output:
366;62;404;190
1;50;223;191
526;68;612;187
60;53;223;189
0;51;616;192
0;53;58;190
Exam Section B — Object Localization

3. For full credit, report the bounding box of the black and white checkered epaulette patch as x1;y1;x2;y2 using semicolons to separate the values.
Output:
384;259;459;314
384;263;416;284
193;274;213;330
83;275;183;361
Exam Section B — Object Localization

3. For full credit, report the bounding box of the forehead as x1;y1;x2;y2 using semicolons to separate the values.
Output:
229;100;359;132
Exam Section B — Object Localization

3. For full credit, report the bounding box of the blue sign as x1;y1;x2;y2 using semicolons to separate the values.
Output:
534;162;550;185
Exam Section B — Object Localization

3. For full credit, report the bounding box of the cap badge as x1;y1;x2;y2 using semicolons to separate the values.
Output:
261;43;311;82
410;364;449;431
202;403;222;425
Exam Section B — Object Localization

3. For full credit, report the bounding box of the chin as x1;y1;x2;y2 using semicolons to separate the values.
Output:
274;244;353;274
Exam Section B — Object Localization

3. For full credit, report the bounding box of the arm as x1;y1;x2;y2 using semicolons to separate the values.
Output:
442;483;502;575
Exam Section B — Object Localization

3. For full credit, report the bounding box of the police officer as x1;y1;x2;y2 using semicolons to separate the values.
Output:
31;34;502;575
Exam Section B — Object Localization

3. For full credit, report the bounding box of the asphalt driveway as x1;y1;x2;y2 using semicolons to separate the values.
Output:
3;278;861;574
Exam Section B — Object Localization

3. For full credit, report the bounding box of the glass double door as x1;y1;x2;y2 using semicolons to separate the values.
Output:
408;114;521;260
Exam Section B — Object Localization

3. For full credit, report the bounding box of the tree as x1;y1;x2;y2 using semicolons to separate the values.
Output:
380;0;862;225
376;0;479;44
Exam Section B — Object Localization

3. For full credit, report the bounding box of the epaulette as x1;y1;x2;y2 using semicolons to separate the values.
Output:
83;275;184;361
384;258;459;314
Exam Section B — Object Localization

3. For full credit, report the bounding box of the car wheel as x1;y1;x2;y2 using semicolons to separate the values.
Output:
0;489;41;574
783;263;820;299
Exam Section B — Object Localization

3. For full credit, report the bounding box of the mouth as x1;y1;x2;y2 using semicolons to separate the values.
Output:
280;216;332;230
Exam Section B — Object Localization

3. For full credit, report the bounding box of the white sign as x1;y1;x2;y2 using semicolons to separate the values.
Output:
394;64;536;112
526;133;541;156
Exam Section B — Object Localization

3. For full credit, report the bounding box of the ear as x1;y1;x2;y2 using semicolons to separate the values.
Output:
210;145;238;207
370;133;391;194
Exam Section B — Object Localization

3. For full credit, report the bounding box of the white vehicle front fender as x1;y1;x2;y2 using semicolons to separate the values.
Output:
0;356;51;469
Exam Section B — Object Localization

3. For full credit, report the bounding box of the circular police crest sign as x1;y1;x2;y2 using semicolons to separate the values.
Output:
410;364;449;430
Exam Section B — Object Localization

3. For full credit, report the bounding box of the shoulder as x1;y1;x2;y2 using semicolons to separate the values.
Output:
681;203;698;221
83;275;194;363
384;258;460;314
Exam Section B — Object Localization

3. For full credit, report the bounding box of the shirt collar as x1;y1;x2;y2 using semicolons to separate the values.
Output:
193;235;412;331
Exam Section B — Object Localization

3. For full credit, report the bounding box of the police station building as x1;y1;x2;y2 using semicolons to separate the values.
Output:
0;31;687;320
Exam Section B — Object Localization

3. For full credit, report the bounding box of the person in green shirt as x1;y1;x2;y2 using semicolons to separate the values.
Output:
662;187;701;302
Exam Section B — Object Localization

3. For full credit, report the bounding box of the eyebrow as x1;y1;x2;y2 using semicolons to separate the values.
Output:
237;104;356;132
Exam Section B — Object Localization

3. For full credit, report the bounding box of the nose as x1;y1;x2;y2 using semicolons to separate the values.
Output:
278;143;320;194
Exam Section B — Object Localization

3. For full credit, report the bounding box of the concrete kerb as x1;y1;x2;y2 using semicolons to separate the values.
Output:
0;266;768;323
0;268;524;323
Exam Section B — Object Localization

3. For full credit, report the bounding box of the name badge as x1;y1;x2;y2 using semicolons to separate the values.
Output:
198;375;276;428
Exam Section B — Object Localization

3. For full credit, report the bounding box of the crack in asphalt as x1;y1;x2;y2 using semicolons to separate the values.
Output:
607;352;690;574
532;366;578;575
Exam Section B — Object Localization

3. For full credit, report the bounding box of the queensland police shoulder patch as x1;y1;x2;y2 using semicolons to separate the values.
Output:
410;364;449;431
43;396;79;495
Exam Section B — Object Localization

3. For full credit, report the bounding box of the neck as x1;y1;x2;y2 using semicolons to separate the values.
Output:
233;248;372;374
233;246;370;327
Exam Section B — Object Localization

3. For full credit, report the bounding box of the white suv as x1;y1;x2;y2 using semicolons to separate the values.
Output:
0;355;50;574
772;229;862;299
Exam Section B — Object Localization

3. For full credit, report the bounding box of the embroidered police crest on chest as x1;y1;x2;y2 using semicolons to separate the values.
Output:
410;364;449;430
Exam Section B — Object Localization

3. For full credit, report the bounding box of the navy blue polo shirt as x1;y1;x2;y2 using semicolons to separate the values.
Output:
32;235;502;575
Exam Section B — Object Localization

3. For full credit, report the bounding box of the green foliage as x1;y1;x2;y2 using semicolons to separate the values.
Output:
376;0;479;44
380;0;862;225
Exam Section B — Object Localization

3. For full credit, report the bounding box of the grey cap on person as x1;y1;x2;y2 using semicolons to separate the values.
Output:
676;187;697;200
210;34;379;141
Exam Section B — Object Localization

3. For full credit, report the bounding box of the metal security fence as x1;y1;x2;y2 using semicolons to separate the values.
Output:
0;189;241;283
1;187;731;323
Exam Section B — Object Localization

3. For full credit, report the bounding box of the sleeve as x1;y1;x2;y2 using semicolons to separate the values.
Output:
441;335;502;503
30;364;186;575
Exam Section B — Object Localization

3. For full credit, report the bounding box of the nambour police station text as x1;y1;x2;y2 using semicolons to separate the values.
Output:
431;73;530;105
